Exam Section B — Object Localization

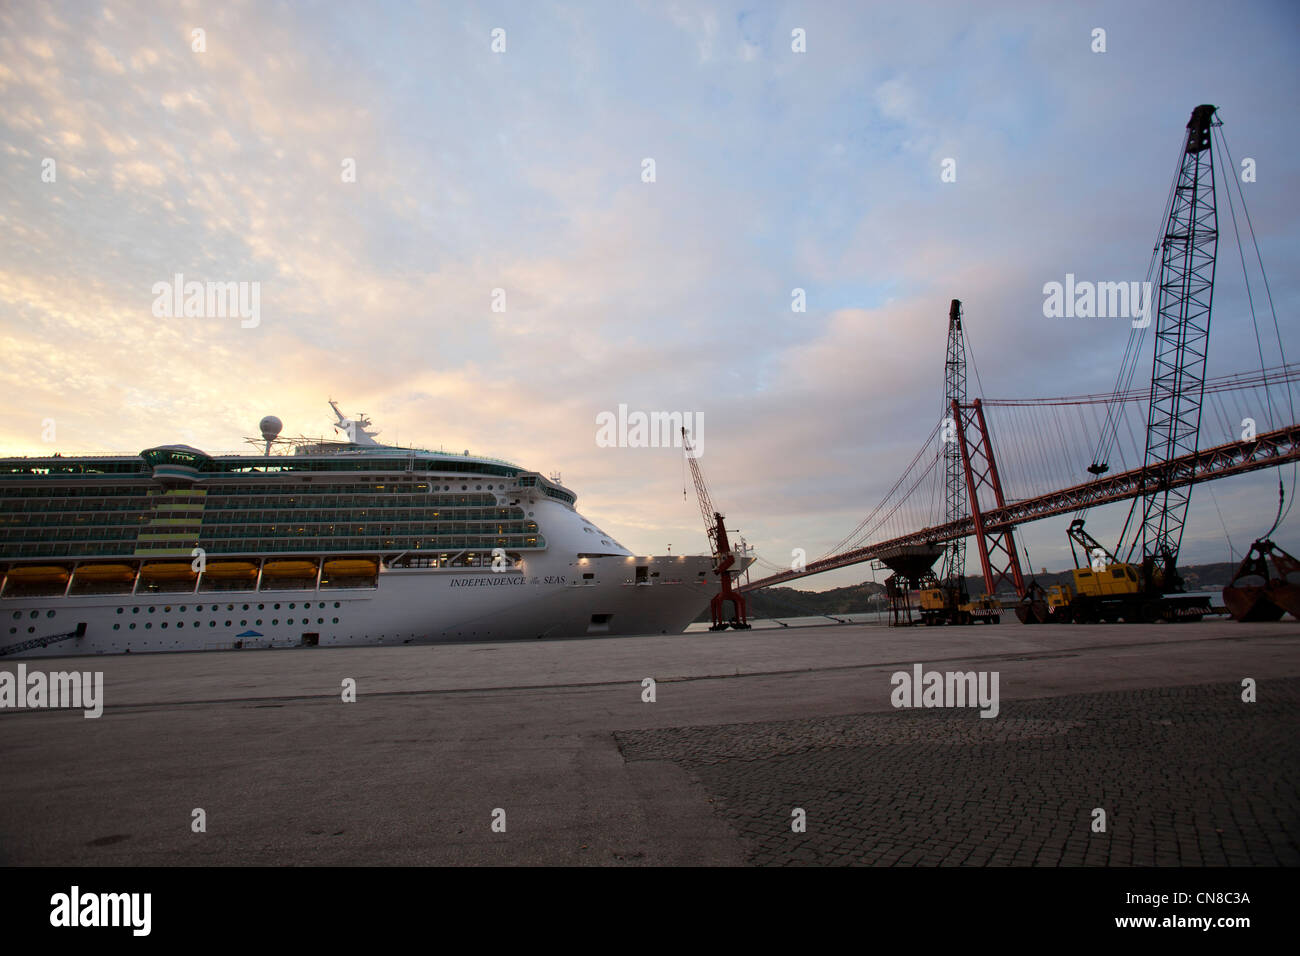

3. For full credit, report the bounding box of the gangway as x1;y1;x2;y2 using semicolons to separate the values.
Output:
0;623;87;657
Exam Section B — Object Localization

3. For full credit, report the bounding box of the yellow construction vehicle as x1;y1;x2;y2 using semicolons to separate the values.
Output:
1044;583;1074;619
919;577;1000;624
918;576;963;626
958;593;1001;623
1015;579;1074;623
1065;519;1210;623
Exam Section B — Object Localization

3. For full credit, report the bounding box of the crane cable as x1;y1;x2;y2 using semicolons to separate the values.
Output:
1214;118;1296;538
1073;151;1184;541
819;419;944;559
1087;134;1186;487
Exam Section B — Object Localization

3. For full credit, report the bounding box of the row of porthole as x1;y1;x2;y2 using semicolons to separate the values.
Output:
8;603;345;634
116;602;342;614
111;617;342;631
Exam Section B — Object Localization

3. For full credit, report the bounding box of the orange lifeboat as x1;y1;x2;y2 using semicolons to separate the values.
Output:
139;562;198;581
323;559;378;576
202;561;259;579
6;565;71;582
73;563;137;583
261;560;319;579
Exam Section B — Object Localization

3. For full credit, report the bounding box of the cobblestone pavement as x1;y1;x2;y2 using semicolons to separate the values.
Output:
615;679;1300;866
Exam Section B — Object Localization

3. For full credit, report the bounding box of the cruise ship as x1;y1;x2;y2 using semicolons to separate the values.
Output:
0;404;743;658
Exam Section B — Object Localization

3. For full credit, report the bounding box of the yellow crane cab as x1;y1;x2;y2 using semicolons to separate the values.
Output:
1071;562;1141;598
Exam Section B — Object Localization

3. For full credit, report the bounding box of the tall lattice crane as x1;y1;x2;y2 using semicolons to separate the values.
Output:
939;298;968;595
1127;103;1219;590
682;428;750;630
1060;104;1222;623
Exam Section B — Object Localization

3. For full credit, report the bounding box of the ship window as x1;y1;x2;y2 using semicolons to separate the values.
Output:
332;618;339;624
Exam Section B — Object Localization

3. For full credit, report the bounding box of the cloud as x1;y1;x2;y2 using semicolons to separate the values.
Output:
1;0;1297;585
87;38;125;74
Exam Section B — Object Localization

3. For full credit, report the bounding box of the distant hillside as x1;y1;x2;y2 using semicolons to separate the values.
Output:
692;580;886;622
698;560;1240;621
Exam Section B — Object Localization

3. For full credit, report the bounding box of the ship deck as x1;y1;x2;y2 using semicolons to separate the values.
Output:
1;618;1297;865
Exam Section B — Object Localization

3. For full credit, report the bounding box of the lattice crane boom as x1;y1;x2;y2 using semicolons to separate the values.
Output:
682;428;722;556
1128;103;1219;586
681;427;749;629
940;298;968;594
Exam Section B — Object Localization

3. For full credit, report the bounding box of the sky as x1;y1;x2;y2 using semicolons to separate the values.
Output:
2;0;1298;588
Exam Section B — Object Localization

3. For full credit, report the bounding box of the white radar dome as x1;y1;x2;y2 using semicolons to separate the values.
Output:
259;416;283;441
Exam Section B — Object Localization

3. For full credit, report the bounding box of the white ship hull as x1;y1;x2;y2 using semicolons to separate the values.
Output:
4;553;725;658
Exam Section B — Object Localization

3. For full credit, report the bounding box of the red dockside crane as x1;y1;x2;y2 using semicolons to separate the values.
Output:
682;428;751;631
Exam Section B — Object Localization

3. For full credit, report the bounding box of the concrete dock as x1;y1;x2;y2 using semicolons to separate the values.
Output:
1;619;1297;865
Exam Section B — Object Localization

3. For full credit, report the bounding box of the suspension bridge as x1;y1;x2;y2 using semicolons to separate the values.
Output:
741;365;1300;594
733;105;1297;611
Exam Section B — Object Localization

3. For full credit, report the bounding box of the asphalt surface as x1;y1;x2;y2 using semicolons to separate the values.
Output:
1;618;1297;865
